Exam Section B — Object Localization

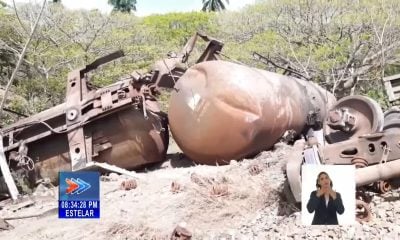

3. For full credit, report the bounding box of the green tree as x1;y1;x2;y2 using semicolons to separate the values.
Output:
202;0;229;12
220;0;400;99
108;0;136;13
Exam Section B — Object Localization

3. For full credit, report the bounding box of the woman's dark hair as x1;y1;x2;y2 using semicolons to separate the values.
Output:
316;171;333;188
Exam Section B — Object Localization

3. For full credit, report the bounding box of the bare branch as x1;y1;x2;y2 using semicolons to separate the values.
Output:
0;0;47;119
12;0;29;35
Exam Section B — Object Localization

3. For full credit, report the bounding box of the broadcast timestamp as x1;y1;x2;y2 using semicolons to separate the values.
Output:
58;171;100;219
60;200;98;209
59;200;100;218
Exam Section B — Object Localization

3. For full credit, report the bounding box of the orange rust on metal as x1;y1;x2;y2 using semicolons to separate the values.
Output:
249;164;262;176
1;104;169;186
351;157;368;168
324;96;384;144
0;51;170;190
171;225;192;240
168;60;336;165
286;94;400;222
374;180;391;194
356;199;372;222
0;33;225;196
210;184;229;197
120;179;137;191
171;181;182;193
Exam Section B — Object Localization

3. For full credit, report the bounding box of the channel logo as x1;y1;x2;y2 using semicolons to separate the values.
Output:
66;178;91;195
59;171;100;219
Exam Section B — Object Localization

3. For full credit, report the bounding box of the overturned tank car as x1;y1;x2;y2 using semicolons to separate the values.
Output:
168;60;336;165
165;40;400;222
0;32;223;200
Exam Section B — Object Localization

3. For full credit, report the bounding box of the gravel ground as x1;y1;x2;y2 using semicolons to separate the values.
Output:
0;142;400;239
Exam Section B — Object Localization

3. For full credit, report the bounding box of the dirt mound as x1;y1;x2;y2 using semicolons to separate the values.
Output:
1;142;400;239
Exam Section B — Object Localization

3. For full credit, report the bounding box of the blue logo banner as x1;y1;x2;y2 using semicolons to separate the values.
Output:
59;171;100;219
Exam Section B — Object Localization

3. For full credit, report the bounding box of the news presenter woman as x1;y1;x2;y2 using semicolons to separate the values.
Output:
306;172;345;225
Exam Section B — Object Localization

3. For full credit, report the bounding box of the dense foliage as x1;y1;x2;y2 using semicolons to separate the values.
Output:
108;0;137;13
0;0;400;123
202;0;229;12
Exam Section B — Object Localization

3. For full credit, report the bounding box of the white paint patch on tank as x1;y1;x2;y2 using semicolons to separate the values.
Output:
245;114;259;123
277;106;286;119
187;93;201;111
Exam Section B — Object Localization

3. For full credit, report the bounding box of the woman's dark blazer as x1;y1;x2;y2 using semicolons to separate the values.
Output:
306;190;345;225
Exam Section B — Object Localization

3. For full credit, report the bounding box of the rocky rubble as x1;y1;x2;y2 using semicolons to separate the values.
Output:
235;145;400;240
1;143;400;239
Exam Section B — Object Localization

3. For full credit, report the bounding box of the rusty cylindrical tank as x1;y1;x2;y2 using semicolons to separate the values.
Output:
168;60;336;165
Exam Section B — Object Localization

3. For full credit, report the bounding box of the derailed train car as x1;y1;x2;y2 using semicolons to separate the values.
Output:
168;60;336;164
0;51;169;197
166;37;400;222
0;32;357;199
0;32;223;199
1;32;398;223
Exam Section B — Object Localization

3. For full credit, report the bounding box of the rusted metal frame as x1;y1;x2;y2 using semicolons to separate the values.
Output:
69;94;145;138
181;31;222;63
179;31;219;60
62;82;135;126
82;78;138;107
65;87;141;134
287;137;400;202
81;99;134;125
2;110;66;136
2;123;64;151
355;158;400;186
92;141;112;158
91;86;139;109
66;69;89;171
100;89;113;112
92;94;132;108
149;32;224;91
327;107;356;132
3;125;67;152
2;52;134;148
66;79;139;121
322;131;400;165
2;111;68;152
64;51;127;171
92;79;132;98
81;84;140;122
324;96;385;144
179;33;199;63
195;39;224;63
80;50;125;75
0;96;131;153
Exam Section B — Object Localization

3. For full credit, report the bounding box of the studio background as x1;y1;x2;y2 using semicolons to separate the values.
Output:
301;165;355;225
